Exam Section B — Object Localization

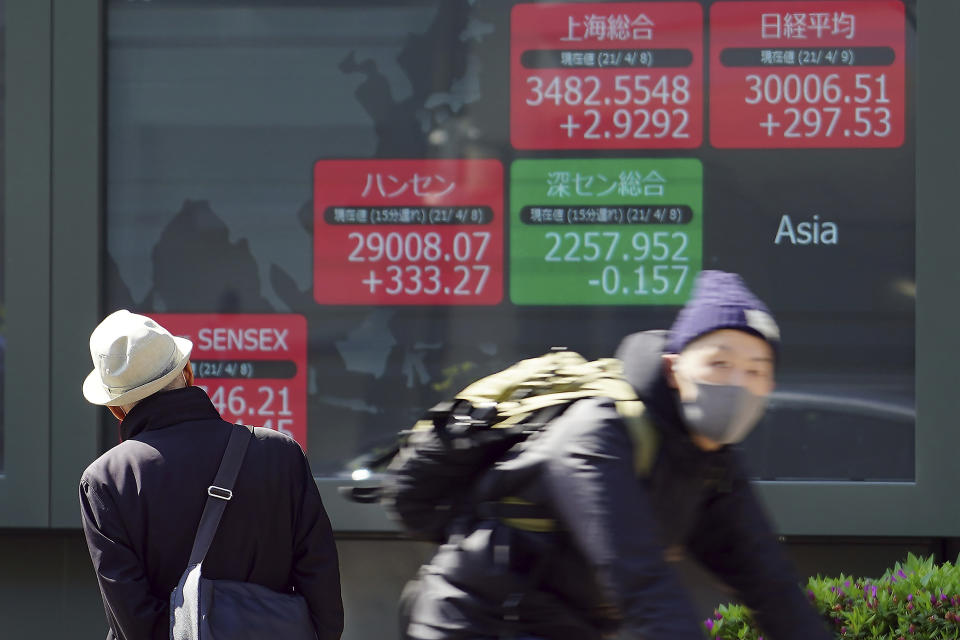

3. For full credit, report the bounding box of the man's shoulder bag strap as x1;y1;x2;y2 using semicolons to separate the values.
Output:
188;424;253;567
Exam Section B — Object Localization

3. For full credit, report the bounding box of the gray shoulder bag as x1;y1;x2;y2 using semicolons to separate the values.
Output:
170;425;317;639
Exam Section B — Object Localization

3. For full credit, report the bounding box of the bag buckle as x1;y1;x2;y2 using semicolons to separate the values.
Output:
207;485;233;501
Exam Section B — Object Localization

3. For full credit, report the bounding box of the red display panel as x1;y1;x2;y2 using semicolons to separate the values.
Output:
314;159;503;305
710;1;905;148
511;2;703;149
151;314;308;450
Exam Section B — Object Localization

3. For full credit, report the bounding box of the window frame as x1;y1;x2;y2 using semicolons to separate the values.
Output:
0;0;53;527
48;0;103;528
18;0;958;535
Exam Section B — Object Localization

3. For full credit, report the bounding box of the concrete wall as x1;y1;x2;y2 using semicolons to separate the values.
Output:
0;529;436;639
0;528;953;639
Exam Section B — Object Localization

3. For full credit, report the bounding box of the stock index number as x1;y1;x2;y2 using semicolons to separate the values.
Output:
544;230;689;263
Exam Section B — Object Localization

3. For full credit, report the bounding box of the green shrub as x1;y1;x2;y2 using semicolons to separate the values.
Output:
704;553;960;640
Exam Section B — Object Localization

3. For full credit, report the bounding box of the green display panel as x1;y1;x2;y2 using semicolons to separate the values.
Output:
510;159;702;305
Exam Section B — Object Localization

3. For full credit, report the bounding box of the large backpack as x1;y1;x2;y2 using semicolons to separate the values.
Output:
344;350;660;542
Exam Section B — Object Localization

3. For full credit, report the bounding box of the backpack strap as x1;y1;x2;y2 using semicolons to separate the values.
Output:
488;496;557;533
187;425;253;567
616;399;659;478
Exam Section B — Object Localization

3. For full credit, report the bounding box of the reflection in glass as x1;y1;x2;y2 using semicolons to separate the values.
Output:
105;1;915;481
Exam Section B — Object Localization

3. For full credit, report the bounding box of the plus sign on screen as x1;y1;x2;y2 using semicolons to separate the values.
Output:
710;1;905;148
511;2;704;149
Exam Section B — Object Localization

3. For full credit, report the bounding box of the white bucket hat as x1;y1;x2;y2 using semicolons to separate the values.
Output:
82;310;193;406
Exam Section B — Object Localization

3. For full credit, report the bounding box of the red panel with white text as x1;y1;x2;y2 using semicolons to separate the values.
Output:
710;1;905;148
151;314;308;450
511;2;703;149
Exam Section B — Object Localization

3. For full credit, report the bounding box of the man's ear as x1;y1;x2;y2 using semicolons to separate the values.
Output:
183;361;194;387
661;353;679;389
107;406;126;422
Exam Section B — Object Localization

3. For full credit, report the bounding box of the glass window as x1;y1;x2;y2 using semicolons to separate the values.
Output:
105;0;915;482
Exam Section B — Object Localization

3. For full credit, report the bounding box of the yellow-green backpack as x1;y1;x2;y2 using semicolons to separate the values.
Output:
347;350;660;542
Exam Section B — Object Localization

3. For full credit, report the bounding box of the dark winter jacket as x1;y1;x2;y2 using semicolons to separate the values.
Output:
79;385;343;640
402;332;831;640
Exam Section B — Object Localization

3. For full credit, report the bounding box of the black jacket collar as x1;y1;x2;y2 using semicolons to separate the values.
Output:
120;386;221;441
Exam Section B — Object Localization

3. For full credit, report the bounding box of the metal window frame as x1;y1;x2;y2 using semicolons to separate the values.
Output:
0;0;53;527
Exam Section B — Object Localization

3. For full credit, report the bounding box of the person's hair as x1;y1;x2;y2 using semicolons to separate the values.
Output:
160;376;183;392
111;363;193;421
158;362;192;393
139;362;193;406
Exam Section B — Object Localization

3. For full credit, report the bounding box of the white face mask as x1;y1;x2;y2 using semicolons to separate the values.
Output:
677;377;768;445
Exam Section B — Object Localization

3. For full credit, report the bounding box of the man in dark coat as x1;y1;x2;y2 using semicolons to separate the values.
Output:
79;310;343;640
400;271;832;640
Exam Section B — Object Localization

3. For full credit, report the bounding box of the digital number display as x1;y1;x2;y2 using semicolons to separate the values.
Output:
511;2;703;149
710;1;905;148
150;314;308;450
510;158;702;305
106;0;917;483
313;159;504;305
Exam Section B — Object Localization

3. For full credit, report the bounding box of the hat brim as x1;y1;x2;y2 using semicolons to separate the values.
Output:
82;336;193;406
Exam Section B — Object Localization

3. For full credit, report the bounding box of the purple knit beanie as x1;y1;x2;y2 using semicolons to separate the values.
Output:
664;270;780;356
